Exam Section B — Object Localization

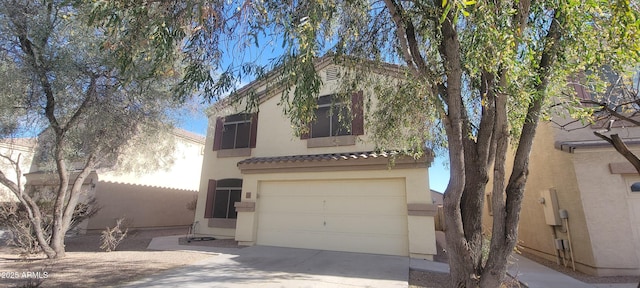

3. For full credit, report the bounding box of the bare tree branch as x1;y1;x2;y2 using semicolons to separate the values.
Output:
594;132;640;174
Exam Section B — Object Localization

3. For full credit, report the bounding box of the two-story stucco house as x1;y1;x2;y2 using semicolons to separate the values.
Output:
483;83;640;276
193;57;438;259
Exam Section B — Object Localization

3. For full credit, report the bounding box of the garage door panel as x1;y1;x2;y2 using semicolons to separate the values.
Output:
260;196;325;213
258;213;324;229
323;215;408;234
324;197;407;215
257;179;409;256
322;233;408;255
322;180;403;197
258;229;327;249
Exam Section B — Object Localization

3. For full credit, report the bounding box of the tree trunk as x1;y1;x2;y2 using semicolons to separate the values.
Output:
49;142;70;258
481;7;562;285
438;11;481;287
48;153;96;258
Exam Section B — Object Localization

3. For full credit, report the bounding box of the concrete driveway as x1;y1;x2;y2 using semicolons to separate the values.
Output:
121;245;409;287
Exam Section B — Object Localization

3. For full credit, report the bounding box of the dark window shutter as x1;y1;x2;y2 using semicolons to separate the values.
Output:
249;112;258;148
213;117;223;151
351;90;364;135
204;179;217;218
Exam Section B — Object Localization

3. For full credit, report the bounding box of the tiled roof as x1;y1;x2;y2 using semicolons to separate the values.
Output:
237;151;401;165
0;138;37;148
172;128;206;144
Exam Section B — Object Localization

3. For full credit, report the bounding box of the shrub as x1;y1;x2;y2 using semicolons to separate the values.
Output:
100;218;128;252
0;196;99;256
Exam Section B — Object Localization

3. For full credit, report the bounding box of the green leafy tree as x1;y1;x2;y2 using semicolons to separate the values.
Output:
85;0;640;286
0;0;180;259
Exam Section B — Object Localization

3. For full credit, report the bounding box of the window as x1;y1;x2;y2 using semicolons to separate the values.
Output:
311;95;351;138
631;182;640;192
302;91;364;139
213;113;258;151
204;179;242;219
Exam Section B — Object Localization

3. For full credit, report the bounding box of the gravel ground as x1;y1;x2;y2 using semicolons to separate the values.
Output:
0;228;215;287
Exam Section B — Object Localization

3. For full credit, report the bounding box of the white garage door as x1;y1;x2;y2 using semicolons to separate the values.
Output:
257;178;409;256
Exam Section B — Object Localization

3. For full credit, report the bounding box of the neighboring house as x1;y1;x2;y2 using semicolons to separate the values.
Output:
0;138;36;202
483;93;640;276
431;189;443;205
194;57;438;259
23;129;205;233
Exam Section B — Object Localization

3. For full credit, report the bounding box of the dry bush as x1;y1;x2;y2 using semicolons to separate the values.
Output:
185;195;197;211
100;218;128;252
0;196;99;256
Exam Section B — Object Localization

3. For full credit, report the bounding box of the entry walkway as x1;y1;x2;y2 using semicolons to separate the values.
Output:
411;253;638;288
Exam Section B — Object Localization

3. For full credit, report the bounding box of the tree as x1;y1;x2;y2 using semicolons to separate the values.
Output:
84;0;640;286
0;0;180;259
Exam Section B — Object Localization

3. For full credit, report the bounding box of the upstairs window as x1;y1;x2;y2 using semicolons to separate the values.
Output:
213;113;258;151
302;91;364;139
311;95;351;138
204;179;242;219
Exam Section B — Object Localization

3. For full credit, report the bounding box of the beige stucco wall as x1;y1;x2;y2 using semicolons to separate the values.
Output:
571;148;640;275
99;134;204;191
488;121;640;276
488;123;597;273
85;181;195;231
87;132;202;231
0;141;34;202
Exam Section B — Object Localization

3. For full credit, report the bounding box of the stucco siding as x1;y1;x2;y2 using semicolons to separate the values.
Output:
86;181;196;231
484;123;597;273
0;141;34;202
499;121;640;276
573;149;640;275
99;137;204;191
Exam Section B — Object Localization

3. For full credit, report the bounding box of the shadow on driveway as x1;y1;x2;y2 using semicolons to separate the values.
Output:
121;246;408;287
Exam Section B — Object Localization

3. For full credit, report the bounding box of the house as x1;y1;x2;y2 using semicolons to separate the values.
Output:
193;57;438;259
483;95;640;276
21;129;205;233
0;138;36;202
431;189;444;205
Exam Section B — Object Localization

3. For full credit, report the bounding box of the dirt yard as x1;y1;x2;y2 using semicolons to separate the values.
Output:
0;228;215;287
0;227;455;288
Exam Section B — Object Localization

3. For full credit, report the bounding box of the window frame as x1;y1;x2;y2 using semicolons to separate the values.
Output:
221;119;251;150
213;113;258;153
212;185;242;219
301;91;364;141
310;99;351;138
204;179;243;228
